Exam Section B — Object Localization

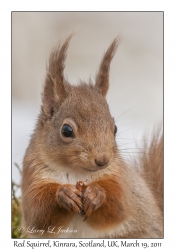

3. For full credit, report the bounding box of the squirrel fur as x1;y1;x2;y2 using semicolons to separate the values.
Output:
21;35;163;238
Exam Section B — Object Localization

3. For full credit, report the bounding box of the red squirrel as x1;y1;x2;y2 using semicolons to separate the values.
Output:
21;35;163;238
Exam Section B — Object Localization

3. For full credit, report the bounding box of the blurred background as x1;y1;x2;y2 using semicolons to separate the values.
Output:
12;12;163;189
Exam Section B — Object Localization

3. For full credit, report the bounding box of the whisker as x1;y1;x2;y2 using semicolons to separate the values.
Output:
117;123;149;135
117;123;132;128
115;104;138;121
119;147;161;151
117;138;148;141
119;152;161;157
118;141;139;147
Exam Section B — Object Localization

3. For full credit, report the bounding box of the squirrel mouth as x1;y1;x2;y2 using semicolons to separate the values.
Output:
81;166;108;172
82;167;99;172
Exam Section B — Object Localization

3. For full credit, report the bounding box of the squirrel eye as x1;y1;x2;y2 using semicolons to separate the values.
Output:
61;124;74;137
114;125;117;135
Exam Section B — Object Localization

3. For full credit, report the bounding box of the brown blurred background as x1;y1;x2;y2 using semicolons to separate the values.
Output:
12;12;163;185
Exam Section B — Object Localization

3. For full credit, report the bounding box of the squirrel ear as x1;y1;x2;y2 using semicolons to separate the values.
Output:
95;37;120;97
42;35;73;118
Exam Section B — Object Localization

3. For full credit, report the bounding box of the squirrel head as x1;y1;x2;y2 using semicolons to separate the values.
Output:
38;35;120;173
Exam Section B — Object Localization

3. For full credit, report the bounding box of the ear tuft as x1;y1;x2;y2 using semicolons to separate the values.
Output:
95;37;120;97
42;35;73;118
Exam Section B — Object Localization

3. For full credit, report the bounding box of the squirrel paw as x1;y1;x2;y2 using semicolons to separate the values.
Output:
82;183;106;220
57;184;82;213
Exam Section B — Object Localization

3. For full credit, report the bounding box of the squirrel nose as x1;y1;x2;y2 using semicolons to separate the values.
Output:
95;155;110;167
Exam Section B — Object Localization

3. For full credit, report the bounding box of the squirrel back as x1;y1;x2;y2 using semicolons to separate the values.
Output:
21;35;163;238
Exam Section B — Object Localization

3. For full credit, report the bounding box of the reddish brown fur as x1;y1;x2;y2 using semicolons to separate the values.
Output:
21;161;73;230
138;129;163;211
21;36;163;238
85;177;126;228
95;37;120;96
